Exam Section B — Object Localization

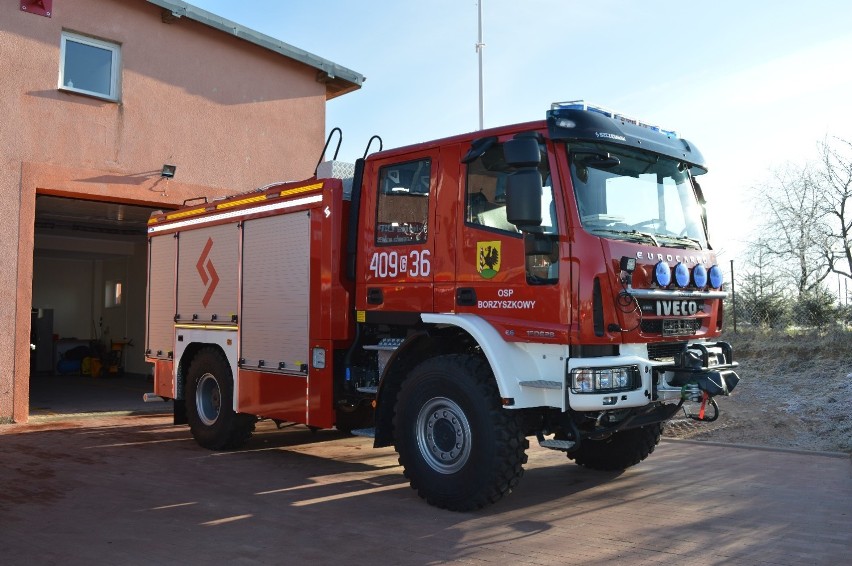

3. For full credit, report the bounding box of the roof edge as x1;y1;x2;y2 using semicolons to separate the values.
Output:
146;0;365;98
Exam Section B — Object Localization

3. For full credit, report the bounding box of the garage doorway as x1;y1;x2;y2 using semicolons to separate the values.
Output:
30;195;169;417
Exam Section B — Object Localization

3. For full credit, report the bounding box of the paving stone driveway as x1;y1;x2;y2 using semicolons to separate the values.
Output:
1;415;850;565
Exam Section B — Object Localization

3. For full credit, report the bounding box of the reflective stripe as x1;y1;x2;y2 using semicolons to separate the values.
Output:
174;324;238;331
280;183;323;198
148;194;322;233
216;194;268;210
165;208;206;220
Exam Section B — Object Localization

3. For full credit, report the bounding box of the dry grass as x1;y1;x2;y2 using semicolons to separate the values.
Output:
664;330;852;453
725;328;852;360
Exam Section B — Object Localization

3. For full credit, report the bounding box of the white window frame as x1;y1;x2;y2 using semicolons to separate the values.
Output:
59;31;121;101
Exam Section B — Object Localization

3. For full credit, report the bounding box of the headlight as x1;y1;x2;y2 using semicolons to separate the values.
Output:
571;366;639;393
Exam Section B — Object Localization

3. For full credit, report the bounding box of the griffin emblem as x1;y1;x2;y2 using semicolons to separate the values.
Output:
477;241;501;279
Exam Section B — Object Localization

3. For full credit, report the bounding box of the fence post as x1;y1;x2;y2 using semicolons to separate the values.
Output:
730;259;737;333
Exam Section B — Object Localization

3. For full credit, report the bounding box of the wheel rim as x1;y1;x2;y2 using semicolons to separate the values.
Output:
415;397;472;474
196;372;222;426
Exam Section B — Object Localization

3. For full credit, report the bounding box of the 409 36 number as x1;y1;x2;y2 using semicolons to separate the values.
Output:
369;250;431;279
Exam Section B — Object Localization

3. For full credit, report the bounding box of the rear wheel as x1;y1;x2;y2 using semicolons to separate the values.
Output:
186;347;255;450
568;423;663;471
394;354;527;511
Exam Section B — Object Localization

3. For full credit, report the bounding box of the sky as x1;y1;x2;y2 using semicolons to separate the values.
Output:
189;0;852;262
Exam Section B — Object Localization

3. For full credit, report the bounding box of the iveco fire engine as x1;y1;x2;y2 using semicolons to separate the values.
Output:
145;101;740;510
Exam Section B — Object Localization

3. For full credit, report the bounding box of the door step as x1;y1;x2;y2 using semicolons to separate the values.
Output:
356;386;377;394
537;438;575;451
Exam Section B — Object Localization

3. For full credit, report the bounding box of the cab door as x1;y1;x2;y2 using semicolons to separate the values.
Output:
357;151;436;316
454;135;567;339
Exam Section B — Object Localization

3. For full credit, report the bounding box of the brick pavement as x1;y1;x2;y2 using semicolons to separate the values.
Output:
1;415;849;565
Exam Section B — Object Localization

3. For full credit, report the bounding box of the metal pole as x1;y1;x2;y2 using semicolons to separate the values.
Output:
730;259;737;333
476;0;485;130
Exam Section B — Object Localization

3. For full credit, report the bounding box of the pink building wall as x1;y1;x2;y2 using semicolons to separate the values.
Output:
0;0;358;422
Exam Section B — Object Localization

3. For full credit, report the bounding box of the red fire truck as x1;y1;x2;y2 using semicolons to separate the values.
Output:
145;101;739;510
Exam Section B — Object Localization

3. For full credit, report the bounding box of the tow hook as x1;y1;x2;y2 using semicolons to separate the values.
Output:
681;385;719;422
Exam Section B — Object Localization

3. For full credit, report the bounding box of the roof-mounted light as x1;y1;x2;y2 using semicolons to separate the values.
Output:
551;100;678;138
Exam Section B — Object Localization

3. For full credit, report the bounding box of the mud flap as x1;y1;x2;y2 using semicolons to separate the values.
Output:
174;399;188;425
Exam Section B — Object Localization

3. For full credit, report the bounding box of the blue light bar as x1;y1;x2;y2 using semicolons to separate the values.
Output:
551;100;679;138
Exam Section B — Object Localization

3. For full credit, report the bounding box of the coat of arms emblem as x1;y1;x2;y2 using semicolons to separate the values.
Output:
477;241;501;279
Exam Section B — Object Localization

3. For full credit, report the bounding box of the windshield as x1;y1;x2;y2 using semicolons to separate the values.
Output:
567;142;707;249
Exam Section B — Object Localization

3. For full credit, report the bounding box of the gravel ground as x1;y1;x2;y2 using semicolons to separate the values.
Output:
663;333;852;454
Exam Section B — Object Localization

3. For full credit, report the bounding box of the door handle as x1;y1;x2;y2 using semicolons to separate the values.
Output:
367;288;384;305
456;288;477;306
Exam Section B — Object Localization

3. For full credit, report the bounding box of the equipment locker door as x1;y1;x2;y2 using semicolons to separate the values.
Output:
176;224;239;323
147;233;176;359
360;153;436;314
241;212;310;372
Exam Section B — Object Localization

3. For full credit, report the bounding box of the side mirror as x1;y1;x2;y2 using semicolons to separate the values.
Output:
504;135;543;229
506;169;543;228
503;137;541;167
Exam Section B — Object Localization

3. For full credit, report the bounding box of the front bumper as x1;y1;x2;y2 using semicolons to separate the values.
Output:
566;341;739;412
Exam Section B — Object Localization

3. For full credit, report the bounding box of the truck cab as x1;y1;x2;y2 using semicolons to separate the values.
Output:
343;102;739;508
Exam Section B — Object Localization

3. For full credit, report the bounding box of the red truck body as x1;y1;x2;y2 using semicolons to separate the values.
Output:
145;101;739;510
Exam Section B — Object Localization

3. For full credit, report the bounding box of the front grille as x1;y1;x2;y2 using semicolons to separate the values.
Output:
647;341;687;361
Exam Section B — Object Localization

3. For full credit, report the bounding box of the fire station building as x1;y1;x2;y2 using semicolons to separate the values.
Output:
0;0;363;422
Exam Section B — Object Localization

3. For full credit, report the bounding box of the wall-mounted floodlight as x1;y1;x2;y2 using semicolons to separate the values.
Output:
161;164;177;178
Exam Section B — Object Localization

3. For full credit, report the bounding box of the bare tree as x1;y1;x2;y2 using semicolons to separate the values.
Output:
816;137;852;284
753;163;831;296
737;239;788;327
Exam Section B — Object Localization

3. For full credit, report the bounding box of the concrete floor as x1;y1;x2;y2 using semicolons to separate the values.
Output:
1;411;850;565
28;372;171;418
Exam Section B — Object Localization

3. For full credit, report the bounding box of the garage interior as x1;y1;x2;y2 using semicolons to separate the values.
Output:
30;195;171;417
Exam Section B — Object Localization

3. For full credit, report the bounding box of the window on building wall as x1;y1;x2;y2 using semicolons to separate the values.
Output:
105;281;123;308
59;31;121;101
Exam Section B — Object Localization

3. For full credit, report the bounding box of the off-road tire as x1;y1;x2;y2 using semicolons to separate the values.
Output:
568;423;663;471
186;347;255;450
393;354;528;511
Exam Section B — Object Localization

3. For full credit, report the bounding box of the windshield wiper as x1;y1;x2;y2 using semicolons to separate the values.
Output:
656;234;703;250
588;228;659;246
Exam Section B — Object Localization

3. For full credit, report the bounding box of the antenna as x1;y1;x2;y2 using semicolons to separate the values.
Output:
476;0;485;130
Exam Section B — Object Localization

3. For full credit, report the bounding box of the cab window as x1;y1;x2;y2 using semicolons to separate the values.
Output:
465;142;556;235
375;158;431;245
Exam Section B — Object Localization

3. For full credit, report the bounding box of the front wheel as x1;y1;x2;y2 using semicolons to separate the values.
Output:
185;347;255;450
568;423;663;471
393;355;527;511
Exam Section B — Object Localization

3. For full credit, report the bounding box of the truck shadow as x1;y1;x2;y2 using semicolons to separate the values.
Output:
2;417;845;565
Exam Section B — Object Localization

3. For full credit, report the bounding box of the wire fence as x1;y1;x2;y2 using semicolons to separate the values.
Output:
725;260;852;332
